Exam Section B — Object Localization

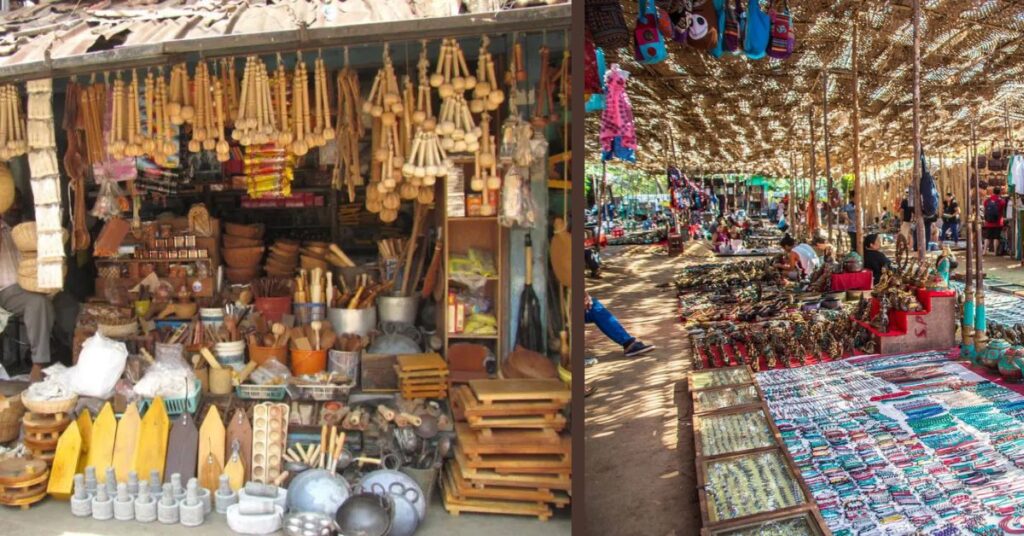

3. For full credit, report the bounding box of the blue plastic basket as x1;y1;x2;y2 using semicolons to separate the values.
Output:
138;379;202;415
235;384;287;400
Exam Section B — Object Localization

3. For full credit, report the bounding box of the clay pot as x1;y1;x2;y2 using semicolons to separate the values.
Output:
999;345;1024;383
980;338;1011;370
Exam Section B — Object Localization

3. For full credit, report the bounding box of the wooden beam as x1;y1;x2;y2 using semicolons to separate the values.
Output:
852;9;864;257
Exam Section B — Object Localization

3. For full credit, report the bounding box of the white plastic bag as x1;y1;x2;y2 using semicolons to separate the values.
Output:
69;334;128;398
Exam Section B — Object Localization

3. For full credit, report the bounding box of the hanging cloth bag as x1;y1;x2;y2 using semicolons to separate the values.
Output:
634;0;668;64
743;0;771;59
586;47;609;114
585;0;631;49
687;0;719;51
766;0;795;59
709;0;728;57
920;151;939;220
723;0;744;53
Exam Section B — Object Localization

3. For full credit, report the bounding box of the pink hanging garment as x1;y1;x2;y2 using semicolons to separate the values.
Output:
600;65;636;162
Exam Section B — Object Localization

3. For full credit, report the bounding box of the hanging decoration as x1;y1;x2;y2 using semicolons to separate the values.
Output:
313;54;334;146
469;36;504;114
433;38;480;154
402;44;447;206
600;64;636;163
365;45;408;223
332;58;364;202
233;56;276;147
470;113;499;217
220;58;239;127
167;62;194;126
107;73;128;159
0;85;27;161
290;53;312;156
148;68;178;167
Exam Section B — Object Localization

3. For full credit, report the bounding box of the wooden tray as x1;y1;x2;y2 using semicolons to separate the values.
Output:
444;458;570;507
692;384;763;415
165;411;198;483
466;413;567;432
693;406;779;460
132;397;170;482
197;407;226;483
454;446;569;473
226;408;253;484
22;412;71;433
87;403;117;484
0;462;48;510
700;508;831;536
456;423;567;455
46;420;82;499
396;353;448;371
112;403;140;483
468;379;570;405
441;471;553;521
75;410;92;475
696;448;810;528
451;457;571;491
453;385;565;418
688;366;754;392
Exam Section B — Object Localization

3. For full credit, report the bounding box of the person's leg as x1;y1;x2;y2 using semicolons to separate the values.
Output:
951;221;959;242
0;285;54;379
940;221;950;241
848;232;856;250
584;297;633;347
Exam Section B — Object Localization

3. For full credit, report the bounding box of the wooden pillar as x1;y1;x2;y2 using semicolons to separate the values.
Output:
911;0;925;260
975;120;988;353
809;106;818;233
963;140;975;352
852;11;864;257
789;153;796;233
597;161;606;252
823;74;833;243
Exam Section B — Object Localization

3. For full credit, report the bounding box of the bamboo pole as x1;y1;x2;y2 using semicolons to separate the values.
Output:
788;153;796;235
852;11;864;257
912;0;925;261
823;74;833;244
809;106;818;234
975;118;988;353
962;134;974;358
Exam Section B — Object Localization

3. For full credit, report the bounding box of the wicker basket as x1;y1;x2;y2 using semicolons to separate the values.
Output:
97;319;138;339
98;265;121;279
11;222;36;253
20;392;78;414
224;222;265;239
0;394;26;442
17;257;65;294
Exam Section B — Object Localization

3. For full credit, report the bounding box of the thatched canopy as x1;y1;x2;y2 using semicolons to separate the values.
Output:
586;0;1024;180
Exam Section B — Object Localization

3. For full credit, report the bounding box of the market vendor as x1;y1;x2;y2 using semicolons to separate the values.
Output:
863;233;892;284
0;196;57;382
776;235;820;280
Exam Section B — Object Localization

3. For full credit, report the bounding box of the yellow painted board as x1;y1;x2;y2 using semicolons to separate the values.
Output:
46;421;82;500
112;403;140;483
88;403;117;484
223;447;244;492
133;397;169;482
75;410;92;475
197;407;225;480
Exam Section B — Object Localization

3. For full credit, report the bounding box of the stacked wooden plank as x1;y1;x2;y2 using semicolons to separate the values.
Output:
396;353;449;400
442;379;571;521
22;411;72;465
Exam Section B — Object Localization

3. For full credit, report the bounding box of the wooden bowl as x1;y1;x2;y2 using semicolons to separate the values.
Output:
223;246;265;268
224;235;263;248
271;240;300;255
226;266;261;283
265;256;298;273
224;222;266;240
299;247;326;260
269;246;299;259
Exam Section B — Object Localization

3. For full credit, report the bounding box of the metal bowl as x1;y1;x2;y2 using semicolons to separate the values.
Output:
286;469;351;517
335;492;392;536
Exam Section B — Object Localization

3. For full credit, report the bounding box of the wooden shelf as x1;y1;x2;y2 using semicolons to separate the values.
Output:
96;258;213;264
448;216;498;222
448;334;499;340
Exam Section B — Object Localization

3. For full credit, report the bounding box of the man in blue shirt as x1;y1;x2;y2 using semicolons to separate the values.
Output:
842;191;857;251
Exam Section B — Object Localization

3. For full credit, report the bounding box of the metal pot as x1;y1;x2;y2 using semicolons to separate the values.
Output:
328;307;377;337
358;469;426;522
377;295;419;325
336;491;392;536
286;469;351;517
366;482;421;536
979;338;1011;370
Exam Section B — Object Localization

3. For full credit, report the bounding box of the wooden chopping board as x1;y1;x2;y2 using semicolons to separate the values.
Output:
132;397;169;482
87;403;117;483
164;411;198;482
226;408;252;483
469;379;571;404
112;403;140;483
74;410;91;475
46;420;82;500
197;407;225;479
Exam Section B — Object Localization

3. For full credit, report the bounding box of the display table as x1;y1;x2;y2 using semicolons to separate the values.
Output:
829;270;872;291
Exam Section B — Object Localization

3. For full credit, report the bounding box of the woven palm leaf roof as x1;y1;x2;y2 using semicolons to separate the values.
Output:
586;0;1024;180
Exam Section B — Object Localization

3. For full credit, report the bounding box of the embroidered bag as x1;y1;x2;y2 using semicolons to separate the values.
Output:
634;0;668;64
766;0;794;59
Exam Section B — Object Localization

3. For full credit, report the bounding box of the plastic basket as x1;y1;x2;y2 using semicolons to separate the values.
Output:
294;383;351;401
235;384;288;400
138;379;202;416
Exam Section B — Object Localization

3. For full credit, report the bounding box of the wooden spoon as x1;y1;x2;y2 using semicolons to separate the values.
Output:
271;323;285;347
310;320;322;351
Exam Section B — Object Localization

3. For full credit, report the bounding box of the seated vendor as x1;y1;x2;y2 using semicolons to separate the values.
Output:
863;233;892;283
0;195;59;382
712;219;730;251
776;234;818;280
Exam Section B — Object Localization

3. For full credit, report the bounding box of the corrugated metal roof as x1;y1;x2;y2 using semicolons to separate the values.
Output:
0;1;568;76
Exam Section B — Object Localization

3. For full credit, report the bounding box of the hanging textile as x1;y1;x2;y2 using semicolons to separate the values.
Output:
599;65;636;163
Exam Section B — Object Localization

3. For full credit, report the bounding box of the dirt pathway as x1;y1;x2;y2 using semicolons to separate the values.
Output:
583;245;701;536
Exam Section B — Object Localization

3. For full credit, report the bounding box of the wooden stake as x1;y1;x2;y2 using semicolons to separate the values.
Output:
852;11;863;257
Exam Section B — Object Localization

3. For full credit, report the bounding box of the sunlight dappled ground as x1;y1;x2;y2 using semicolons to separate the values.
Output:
584;245;707;535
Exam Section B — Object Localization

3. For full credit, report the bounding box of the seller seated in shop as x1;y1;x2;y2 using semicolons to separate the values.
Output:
863;233;892;284
0;189;78;382
776;234;821;281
